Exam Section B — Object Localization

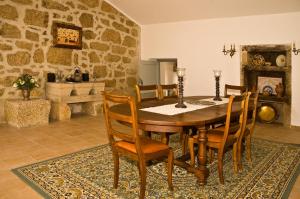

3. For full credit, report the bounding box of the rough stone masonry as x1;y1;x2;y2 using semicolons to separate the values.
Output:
0;0;140;123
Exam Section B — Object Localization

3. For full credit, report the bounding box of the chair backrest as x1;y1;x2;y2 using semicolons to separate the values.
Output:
102;92;141;151
158;84;178;100
135;84;159;103
224;84;247;97
222;92;251;147
248;90;259;134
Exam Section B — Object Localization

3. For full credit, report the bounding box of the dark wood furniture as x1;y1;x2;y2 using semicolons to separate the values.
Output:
102;92;174;199
110;96;248;185
188;93;250;184
224;84;247;97
158;84;178;100
136;84;181;145
135;84;159;103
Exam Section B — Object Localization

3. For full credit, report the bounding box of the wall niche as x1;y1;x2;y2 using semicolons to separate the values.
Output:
240;44;291;126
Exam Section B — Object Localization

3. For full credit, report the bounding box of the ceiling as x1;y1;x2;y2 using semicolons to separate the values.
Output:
106;0;300;25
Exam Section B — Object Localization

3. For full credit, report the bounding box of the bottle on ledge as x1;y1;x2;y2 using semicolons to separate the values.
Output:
74;66;82;82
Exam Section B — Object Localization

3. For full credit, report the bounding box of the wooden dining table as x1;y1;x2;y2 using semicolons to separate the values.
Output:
110;96;243;185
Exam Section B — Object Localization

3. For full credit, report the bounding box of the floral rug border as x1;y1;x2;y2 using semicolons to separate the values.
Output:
11;139;300;199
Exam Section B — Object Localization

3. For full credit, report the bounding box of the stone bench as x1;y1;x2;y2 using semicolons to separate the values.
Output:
5;99;50;127
46;82;105;121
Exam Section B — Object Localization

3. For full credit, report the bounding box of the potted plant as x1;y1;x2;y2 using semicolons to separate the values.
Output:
13;74;39;100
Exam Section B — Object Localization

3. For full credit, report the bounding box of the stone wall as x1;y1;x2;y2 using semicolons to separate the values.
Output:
0;0;140;123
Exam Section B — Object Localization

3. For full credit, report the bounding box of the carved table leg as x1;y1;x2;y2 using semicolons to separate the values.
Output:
195;128;209;185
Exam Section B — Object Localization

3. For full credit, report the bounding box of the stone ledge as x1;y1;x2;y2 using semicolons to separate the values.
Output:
4;99;50;128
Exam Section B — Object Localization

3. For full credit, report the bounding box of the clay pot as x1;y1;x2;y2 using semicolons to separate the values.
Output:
22;89;31;100
275;83;284;97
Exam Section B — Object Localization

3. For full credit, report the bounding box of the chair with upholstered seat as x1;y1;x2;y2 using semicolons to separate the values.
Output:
135;84;159;103
158;84;178;100
102;92;174;199
237;90;259;170
188;92;250;184
224;84;247;97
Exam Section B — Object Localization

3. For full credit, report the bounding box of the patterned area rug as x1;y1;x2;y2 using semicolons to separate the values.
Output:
12;138;300;199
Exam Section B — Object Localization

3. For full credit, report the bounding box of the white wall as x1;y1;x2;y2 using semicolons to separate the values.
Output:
141;12;300;126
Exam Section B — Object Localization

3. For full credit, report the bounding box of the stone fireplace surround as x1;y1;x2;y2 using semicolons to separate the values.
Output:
241;44;291;126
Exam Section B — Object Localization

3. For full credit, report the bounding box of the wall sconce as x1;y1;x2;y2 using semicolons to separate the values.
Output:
222;44;236;58
292;42;300;55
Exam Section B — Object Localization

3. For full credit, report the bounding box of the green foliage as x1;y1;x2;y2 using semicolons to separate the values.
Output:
13;74;39;90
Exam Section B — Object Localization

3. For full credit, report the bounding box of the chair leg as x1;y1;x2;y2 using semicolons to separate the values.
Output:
161;133;170;144
181;132;188;155
138;160;147;199
233;142;239;173
188;137;196;167
246;135;252;163
237;139;243;171
217;151;224;184
167;150;174;191
208;148;214;163
113;151;119;189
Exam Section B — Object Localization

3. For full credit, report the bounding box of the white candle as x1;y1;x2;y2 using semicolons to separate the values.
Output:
177;68;185;77
213;70;221;77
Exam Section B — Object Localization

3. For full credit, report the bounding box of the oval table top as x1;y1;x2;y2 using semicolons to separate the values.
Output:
110;96;242;129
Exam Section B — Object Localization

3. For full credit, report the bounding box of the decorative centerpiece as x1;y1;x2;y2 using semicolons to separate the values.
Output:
175;68;187;108
213;70;222;101
13;74;39;100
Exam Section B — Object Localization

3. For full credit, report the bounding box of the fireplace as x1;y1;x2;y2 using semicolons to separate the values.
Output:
240;44;291;126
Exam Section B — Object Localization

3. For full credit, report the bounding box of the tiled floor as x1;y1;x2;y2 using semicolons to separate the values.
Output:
0;114;299;198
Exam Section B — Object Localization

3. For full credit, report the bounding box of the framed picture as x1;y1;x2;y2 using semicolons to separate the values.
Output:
257;76;283;95
52;22;82;49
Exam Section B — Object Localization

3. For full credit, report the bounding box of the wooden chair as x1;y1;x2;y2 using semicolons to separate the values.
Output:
158;84;178;100
102;92;174;199
238;90;259;170
188;92;250;184
136;84;179;144
224;84;247;97
135;84;159;103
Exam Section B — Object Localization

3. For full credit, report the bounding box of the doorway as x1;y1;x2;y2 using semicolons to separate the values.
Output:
138;58;177;86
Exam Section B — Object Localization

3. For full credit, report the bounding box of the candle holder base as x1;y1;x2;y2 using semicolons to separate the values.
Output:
175;103;187;108
213;96;222;101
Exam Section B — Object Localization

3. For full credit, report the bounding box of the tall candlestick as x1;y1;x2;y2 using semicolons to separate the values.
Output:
175;68;187;108
213;70;222;101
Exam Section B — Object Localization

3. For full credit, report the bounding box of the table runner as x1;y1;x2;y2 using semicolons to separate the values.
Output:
140;98;229;115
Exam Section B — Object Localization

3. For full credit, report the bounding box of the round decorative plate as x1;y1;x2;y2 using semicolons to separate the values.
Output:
252;54;265;66
276;54;286;67
257;104;277;123
262;85;273;96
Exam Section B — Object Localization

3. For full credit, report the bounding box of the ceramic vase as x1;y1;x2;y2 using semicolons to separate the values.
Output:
22;89;31;100
275;83;284;97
